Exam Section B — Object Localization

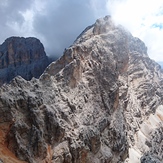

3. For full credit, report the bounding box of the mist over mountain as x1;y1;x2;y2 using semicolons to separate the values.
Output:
0;16;163;163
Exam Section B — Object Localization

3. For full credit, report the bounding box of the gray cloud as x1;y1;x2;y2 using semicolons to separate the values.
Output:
1;0;162;61
0;0;33;41
33;0;107;57
0;0;108;58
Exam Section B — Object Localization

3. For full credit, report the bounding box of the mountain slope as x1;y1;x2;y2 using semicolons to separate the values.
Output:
0;16;163;163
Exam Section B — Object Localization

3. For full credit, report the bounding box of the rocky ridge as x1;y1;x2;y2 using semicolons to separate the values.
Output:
0;37;51;86
0;16;163;163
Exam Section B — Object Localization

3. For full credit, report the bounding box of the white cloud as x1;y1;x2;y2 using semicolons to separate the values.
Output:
7;10;34;36
106;0;163;61
1;0;163;62
89;0;109;18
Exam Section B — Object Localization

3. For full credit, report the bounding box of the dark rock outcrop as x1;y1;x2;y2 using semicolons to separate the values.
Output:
0;16;163;163
0;37;51;86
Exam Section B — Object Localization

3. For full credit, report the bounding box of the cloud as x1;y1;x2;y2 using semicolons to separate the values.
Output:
0;0;163;62
89;0;109;17
0;0;102;57
106;0;163;62
32;0;98;56
0;0;33;39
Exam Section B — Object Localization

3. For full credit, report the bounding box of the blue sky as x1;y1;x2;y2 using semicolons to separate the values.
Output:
152;24;163;30
0;0;163;62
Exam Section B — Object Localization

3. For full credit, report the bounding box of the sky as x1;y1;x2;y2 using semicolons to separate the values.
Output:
0;0;163;62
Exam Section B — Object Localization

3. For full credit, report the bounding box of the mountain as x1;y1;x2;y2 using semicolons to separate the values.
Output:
0;16;163;163
0;37;51;86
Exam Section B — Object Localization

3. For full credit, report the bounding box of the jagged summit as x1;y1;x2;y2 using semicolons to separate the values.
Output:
0;16;163;163
75;15;147;55
0;36;51;86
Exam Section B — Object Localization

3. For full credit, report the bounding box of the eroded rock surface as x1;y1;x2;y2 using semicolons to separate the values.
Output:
0;37;51;86
0;16;163;163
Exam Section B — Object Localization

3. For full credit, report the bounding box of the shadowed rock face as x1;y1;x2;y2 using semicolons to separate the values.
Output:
0;37;50;86
0;16;163;163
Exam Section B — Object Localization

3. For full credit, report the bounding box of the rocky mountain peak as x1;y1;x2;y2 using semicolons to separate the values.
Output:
0;16;163;163
0;36;51;86
75;15;147;55
0;36;46;67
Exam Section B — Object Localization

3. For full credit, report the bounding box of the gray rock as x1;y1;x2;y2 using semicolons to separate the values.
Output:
0;37;51;86
0;16;163;163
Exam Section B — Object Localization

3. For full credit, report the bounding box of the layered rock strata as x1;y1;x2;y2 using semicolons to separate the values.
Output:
0;16;163;163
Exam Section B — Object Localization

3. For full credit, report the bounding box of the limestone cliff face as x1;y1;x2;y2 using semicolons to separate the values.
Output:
0;37;50;86
0;16;163;163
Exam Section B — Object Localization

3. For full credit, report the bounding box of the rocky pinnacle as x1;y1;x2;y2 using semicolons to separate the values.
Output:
0;37;50;86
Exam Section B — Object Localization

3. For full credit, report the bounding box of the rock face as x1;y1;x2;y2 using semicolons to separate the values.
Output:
0;37;50;86
0;16;163;163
